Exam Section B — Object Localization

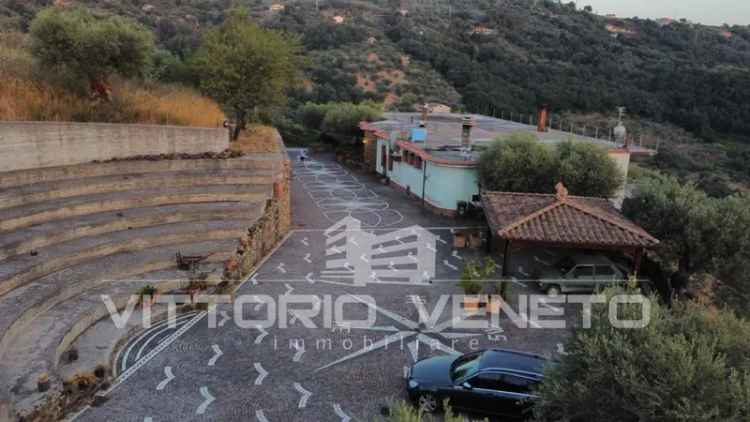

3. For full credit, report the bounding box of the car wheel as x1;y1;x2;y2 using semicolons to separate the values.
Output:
417;393;439;413
546;285;562;297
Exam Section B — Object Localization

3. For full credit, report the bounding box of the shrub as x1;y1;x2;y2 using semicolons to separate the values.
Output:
459;258;497;295
29;7;154;88
533;290;750;421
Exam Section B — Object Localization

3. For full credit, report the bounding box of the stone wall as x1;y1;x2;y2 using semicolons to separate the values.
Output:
0;122;229;172
223;158;292;283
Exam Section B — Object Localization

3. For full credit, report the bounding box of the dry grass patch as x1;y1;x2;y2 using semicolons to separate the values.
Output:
231;124;282;154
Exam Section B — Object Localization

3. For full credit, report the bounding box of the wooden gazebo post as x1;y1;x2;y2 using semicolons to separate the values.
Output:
502;239;511;277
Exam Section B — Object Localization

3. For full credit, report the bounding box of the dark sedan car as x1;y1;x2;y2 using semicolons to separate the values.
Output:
406;349;550;418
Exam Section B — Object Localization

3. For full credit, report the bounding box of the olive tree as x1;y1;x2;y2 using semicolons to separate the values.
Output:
191;8;304;139
556;140;623;197
478;132;557;193
29;7;154;94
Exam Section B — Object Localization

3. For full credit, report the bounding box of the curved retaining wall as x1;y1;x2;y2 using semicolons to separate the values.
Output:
0;122;229;172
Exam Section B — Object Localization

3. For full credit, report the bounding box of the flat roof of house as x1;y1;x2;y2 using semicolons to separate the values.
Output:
371;112;623;150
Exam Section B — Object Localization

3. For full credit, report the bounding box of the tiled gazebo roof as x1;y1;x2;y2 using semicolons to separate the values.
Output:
482;183;659;248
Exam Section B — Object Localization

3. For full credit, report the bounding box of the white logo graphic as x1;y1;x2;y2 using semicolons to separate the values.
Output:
320;217;436;286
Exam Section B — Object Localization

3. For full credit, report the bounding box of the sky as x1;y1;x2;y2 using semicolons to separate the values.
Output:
580;0;750;26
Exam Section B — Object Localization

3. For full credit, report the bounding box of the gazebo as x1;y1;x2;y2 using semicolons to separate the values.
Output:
482;183;659;276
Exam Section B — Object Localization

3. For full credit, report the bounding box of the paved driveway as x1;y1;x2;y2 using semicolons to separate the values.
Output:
77;152;576;422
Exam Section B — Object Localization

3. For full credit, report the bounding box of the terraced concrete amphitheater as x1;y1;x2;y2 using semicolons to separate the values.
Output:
0;122;291;420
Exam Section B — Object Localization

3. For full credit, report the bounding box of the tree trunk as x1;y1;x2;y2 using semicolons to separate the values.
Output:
232;110;247;141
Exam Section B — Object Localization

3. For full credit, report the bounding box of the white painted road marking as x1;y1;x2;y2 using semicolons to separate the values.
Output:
196;386;215;415
443;260;458;271
256;410;270;422
284;283;294;295
254;362;268;385
208;344;223;367
305;272;315;283
254;326;268;345
333;403;351;422
155;366;174;391
294;382;312;408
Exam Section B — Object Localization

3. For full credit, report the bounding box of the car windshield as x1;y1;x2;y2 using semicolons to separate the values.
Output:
450;352;482;381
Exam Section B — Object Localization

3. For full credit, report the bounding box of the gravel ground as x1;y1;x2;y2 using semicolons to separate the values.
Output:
77;152;577;422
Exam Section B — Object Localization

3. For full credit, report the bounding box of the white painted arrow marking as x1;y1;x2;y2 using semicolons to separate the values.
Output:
443;260;458;271
301;237;309;246
250;274;259;285
518;266;530;277
436;235;447;245
389;261;398;272
333;404;351;422
256;409;270;422
217;310;231;328
305;272;315;284
254;325;268;345
254;362;268;385
349;237;359;246
277;263;287;274
294;383;312;408
196;386;214;415
284;283;294;296
360;253;369;263
156;366;174;390
304;253;312;264
557;343;568;355
208;344;223;367
452;250;464;260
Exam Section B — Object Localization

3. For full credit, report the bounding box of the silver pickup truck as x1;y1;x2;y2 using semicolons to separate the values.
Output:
537;254;650;296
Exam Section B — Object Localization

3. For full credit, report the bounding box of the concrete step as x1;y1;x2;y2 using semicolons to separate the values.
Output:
0;201;266;261
0;157;283;189
0;169;278;210
0;218;255;296
1;258;229;414
0;184;272;232
0;239;238;381
56;264;224;380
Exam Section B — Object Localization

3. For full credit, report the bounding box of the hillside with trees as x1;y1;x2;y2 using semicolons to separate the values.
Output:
3;0;750;190
4;0;750;136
